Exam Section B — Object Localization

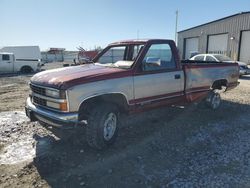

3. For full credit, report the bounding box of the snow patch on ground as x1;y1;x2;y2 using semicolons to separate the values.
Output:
0;111;52;164
0;136;36;164
0;111;28;126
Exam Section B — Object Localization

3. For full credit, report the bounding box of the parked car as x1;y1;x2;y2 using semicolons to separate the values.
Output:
25;39;239;149
0;52;42;74
0;46;42;74
190;54;250;76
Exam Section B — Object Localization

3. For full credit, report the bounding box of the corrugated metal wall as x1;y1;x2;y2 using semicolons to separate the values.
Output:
41;52;64;62
178;12;250;60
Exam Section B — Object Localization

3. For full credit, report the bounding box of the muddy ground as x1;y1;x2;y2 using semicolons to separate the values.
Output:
0;63;250;187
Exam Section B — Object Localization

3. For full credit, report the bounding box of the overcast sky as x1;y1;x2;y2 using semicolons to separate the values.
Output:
0;0;249;51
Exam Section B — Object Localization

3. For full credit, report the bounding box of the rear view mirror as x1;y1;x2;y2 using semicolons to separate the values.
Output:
143;57;161;71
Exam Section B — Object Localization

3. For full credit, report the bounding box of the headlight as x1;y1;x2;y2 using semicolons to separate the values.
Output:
47;101;68;111
47;101;60;109
46;89;60;98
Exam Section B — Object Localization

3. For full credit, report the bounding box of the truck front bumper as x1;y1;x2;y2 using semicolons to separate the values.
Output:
25;97;79;129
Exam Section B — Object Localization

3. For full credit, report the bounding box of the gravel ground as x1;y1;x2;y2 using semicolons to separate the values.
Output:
0;63;250;187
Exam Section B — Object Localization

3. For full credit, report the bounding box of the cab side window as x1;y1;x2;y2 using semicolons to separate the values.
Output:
2;54;10;61
142;43;175;71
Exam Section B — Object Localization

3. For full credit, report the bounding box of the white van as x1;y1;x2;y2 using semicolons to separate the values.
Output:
0;46;42;74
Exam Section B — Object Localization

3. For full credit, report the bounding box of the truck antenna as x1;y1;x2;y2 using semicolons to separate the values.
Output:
175;10;179;45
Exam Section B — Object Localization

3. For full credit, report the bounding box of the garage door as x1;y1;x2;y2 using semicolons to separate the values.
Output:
208;34;228;54
184;37;199;59
239;31;250;64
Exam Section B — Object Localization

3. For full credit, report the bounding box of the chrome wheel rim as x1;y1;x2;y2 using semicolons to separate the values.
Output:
211;93;221;109
103;112;117;141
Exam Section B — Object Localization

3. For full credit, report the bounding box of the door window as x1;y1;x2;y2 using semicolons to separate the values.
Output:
205;55;216;61
194;55;204;61
142;43;175;71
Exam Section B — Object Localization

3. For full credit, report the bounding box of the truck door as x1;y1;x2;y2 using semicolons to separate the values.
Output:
0;54;13;73
133;43;184;107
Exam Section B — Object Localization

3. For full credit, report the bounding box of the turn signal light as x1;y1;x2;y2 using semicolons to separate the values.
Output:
60;102;68;111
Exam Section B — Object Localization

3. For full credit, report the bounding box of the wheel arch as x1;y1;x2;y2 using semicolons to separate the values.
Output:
78;92;130;120
20;65;33;73
211;79;228;90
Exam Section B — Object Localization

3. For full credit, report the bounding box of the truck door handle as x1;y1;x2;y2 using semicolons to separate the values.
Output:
175;74;181;79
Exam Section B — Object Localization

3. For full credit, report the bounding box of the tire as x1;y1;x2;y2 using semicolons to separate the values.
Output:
205;91;221;110
21;66;33;73
86;103;119;149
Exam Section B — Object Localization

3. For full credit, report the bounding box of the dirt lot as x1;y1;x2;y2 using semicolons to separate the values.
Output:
0;63;250;187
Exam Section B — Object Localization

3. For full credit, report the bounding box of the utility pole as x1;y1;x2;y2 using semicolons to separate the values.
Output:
175;10;179;44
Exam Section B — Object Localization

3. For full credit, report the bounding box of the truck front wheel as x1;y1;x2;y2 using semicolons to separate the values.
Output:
86;103;119;149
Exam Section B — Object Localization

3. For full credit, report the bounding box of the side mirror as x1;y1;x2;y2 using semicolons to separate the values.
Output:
143;57;161;71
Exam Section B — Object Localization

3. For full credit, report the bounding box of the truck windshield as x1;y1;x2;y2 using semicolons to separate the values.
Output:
95;44;144;69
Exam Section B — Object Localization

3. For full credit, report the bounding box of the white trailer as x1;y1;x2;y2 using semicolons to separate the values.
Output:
0;46;42;73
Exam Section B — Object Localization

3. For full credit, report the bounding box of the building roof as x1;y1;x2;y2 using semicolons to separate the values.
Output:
178;11;250;33
47;48;65;53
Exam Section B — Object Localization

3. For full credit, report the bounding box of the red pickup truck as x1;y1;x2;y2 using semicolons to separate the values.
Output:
25;39;239;149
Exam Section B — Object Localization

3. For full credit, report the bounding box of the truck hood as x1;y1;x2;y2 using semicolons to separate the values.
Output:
31;64;131;90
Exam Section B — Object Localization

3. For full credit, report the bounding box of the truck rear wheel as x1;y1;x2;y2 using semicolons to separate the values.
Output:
21;66;33;73
206;91;221;110
86;103;119;149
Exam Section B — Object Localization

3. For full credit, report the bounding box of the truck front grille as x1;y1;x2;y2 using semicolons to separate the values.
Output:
30;84;65;111
33;96;47;106
30;84;46;96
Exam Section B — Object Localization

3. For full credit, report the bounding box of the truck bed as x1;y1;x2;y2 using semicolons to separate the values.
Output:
182;60;239;102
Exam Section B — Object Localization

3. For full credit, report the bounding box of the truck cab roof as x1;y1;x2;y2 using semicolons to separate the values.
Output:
0;52;14;55
109;39;175;45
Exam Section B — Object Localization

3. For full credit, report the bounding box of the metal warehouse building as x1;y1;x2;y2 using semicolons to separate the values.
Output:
177;12;250;63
